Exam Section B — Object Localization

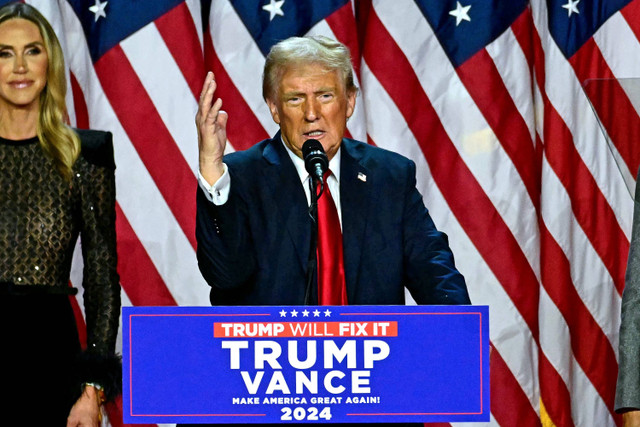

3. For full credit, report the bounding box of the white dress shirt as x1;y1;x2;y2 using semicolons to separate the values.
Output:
197;138;343;228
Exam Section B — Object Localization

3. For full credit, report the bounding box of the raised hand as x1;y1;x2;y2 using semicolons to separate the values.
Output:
196;71;229;185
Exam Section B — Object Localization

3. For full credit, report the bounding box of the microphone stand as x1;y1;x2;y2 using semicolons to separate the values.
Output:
304;175;325;305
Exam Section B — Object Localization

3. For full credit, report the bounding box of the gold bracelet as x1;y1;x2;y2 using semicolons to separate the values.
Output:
83;383;106;404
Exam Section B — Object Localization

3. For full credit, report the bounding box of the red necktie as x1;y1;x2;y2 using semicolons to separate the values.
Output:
316;171;347;305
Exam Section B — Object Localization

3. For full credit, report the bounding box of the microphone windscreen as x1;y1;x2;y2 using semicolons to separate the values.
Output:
302;139;329;177
302;139;324;159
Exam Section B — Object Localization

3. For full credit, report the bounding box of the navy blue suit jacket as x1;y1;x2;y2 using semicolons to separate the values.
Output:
196;133;470;306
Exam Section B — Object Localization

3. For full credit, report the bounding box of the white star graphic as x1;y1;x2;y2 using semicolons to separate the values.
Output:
313;309;321;317
279;310;287;317
302;310;310;317
562;0;580;17
89;0;108;22
324;309;332;317
262;0;285;21
449;2;471;26
291;309;298;317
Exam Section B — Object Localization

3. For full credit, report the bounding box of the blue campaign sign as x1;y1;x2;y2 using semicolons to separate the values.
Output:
123;305;489;424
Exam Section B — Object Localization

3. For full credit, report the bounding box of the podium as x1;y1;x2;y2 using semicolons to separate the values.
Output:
122;304;489;424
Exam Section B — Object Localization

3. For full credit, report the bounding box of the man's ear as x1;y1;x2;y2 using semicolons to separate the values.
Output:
266;98;281;125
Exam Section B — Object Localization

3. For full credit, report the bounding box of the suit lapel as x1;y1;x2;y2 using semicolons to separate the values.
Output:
339;140;370;302
261;134;311;273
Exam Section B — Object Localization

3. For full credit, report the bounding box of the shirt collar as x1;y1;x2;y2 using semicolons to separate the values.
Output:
281;137;341;185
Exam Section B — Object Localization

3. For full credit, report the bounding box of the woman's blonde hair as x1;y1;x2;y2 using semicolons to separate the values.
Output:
0;2;80;180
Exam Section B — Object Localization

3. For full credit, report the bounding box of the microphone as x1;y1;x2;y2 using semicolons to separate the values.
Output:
302;139;328;184
301;139;327;305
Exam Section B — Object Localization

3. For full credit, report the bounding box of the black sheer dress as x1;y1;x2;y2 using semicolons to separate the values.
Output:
0;129;121;425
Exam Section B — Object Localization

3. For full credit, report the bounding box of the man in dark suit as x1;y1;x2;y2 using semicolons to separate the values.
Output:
195;35;470;308
191;33;470;427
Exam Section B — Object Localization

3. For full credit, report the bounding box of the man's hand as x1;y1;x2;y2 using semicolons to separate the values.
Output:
624;410;640;427
196;71;228;185
66;385;102;427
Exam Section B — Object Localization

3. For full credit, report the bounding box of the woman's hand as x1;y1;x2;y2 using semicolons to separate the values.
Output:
66;385;103;427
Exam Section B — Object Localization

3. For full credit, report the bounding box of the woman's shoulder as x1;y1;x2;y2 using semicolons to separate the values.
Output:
75;128;115;170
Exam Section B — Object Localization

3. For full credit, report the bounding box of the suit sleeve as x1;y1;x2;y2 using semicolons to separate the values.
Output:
195;173;258;291
401;160;471;305
615;173;640;412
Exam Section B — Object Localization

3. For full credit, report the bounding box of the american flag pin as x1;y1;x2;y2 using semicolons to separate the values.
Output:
357;172;367;182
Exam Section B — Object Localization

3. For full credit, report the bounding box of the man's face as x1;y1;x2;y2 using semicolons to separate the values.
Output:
266;63;356;160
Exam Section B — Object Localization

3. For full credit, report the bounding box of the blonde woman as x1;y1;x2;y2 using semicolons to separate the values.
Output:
0;3;120;426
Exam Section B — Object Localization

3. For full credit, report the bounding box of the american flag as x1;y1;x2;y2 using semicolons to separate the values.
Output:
19;0;639;426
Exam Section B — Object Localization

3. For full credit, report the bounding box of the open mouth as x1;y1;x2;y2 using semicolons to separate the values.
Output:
304;131;324;138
